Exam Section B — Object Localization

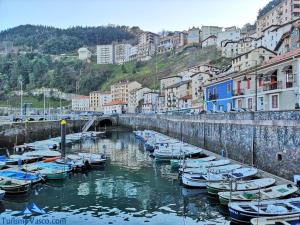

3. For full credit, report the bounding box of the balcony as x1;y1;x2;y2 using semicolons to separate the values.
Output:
208;94;218;101
233;89;245;96
263;81;283;91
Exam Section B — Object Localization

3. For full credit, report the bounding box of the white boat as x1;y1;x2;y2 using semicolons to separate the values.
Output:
23;150;61;158
207;178;276;196
251;214;300;225
78;153;106;166
179;159;231;171
218;184;297;205
154;148;202;161
182;167;258;188
170;156;216;168
229;197;300;223
181;164;242;175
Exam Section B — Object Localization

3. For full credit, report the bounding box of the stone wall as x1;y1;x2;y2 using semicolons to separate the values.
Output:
0;120;85;148
118;112;300;180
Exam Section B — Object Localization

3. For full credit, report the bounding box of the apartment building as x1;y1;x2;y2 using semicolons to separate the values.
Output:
191;72;211;110
97;44;115;64
187;27;201;45
71;96;90;111
222;37;256;58
78;47;91;61
157;94;166;113
128;87;151;113
111;81;142;103
232;47;277;72
217;26;241;47
157;35;175;54
103;100;128;115
89;91;111;112
142;91;159;113
159;76;182;93
275;21;300;54
201;26;222;40
232;48;300;111
114;44;132;64
256;0;300;37
137;31;159;61
202;35;217;47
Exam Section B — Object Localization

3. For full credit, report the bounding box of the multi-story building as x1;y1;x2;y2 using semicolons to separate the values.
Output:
187;27;201;45
202;35;217;47
97;44;115;64
232;47;277;72
165;80;192;111
191;72;212;110
142;91;159;113
128;87;151;113
103;100;128;115
275;21;300;54
71;96;90;112
157;94;166;113
217;26;241;47
129;45;138;61
111;81;142;102
201;26;223;40
256;0;300;37
78;47;91;61
232;46;300;111
222;37;256;58
89;91;111;112
137;31;159;61
179;32;188;47
114;44;132;64
159;76;182;93
157;35;175;54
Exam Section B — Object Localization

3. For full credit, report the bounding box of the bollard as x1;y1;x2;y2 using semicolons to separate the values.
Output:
61;119;67;159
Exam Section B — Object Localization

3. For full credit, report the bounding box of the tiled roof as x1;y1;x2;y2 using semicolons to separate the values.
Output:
262;47;300;66
104;100;128;106
179;95;192;100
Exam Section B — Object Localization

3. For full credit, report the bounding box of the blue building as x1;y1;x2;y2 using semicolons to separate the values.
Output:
205;79;234;112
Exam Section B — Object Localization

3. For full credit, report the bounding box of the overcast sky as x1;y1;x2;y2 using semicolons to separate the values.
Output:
0;0;270;32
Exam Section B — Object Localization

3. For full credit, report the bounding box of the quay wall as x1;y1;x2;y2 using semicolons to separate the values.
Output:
0;120;85;148
118;111;300;180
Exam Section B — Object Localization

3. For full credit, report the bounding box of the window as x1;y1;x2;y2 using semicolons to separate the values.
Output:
237;99;243;108
226;84;231;93
247;98;253;110
258;78;264;87
271;94;279;109
247;79;251;89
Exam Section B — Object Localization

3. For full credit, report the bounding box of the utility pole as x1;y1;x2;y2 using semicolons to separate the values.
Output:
20;79;23;118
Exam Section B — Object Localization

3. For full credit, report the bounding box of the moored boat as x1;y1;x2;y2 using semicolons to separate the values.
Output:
250;213;300;225
182;167;258;188
23;150;61;158
229;197;300;224
181;164;242;175
0;177;30;195
78;153;107;166
207;178;276;196
170;156;216;169
0;170;43;184
218;184;297;205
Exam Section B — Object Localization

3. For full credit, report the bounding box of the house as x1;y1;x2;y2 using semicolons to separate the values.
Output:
128;87;151;113
217;26;241;47
78;47;91;61
232;47;277;72
159;76;182;93
71;96;90;112
187;27;201;45
178;95;192;109
202;35;217;47
201;26;222;41
157;94;166;113
204;76;235;112
142;91;159;113
191;72;212;110
104;100;128;115
232;48;300;111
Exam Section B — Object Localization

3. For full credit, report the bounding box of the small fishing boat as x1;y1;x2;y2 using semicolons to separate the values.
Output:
33;162;72;173
218;184;297;206
43;157;60;163
154;148;202;161
179;159;231;172
0;178;30;194
23;150;61;158
207;178;276;196
250;213;300;225
182;167;258;188
229;197;300;223
78;153;106;166
0;170;42;184
8;155;41;164
181;164;242;175
56;158;87;172
23;166;67;180
170;156;216;169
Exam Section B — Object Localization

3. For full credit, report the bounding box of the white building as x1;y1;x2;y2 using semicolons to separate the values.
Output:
129;45;138;61
72;96;90;111
104;100;128;115
201;26;222;40
217;26;241;47
115;44;132;64
202;35;217;47
137;32;159;61
78;47;91;61
128;87;151;113
89;91;111;112
142;91;159;113
97;44;115;64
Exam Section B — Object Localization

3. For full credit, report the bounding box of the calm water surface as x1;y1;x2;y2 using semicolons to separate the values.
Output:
0;131;230;225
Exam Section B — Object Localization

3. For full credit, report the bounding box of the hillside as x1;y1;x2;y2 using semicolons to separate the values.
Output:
0;45;231;106
0;25;135;54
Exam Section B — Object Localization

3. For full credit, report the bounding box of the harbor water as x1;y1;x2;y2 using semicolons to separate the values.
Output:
0;131;230;225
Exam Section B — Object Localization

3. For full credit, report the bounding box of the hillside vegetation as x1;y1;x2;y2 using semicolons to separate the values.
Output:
0;25;135;54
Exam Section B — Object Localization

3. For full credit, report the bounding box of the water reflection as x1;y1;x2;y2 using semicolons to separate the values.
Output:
0;131;229;225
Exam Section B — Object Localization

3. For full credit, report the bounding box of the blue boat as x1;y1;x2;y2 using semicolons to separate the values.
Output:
34;162;72;172
0;170;42;184
229;197;300;224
